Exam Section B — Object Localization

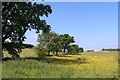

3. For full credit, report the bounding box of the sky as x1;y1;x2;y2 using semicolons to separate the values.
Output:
24;2;118;51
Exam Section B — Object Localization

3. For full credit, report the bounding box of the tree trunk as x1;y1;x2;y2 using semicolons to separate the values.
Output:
63;48;65;53
56;51;58;56
47;51;50;56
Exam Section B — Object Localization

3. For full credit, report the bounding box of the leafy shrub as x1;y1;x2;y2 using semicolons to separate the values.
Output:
87;50;94;52
102;48;120;51
34;44;47;59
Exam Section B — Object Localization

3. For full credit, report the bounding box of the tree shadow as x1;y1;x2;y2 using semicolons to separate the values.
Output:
2;57;38;61
57;55;73;57
2;56;89;65
2;57;13;61
41;57;89;65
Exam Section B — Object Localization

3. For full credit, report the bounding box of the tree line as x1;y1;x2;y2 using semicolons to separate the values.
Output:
34;32;83;56
102;48;120;51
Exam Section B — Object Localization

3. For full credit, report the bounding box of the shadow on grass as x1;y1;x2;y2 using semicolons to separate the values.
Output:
2;57;38;61
57;55;73;57
42;57;89;65
2;57;16;61
2;56;89;65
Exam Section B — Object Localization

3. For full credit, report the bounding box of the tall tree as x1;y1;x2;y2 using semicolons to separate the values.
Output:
37;32;57;47
67;44;82;54
37;32;60;55
2;2;52;57
46;34;62;55
59;34;75;53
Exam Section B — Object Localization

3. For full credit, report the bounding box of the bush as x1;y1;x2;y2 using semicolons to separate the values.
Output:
34;44;47;59
102;48;120;51
87;50;94;52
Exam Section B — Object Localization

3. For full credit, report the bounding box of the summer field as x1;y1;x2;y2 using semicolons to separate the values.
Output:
2;48;118;78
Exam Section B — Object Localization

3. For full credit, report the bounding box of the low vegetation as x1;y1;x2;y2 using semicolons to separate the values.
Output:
2;49;118;78
102;48;120;51
87;50;94;52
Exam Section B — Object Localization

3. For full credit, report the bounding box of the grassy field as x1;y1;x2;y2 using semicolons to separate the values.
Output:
2;48;118;78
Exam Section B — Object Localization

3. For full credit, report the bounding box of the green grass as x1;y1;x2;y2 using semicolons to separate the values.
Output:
0;61;2;80
3;48;37;58
2;49;118;78
2;60;73;78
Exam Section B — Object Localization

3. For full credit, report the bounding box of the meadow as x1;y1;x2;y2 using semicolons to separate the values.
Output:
2;48;118;78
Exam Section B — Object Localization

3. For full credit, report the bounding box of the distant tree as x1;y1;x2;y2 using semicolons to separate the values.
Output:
37;32;83;56
46;42;61;56
46;35;62;56
38;32;59;46
67;44;81;54
59;34;75;53
37;32;76;55
2;2;52;58
37;32;61;55
79;47;84;52
87;50;94;52
102;48;120;51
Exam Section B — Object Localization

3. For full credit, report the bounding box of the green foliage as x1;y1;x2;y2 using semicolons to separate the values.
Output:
79;47;84;52
46;33;62;55
102;48;120;51
87;50;94;52
37;32;61;55
67;44;82;54
2;2;52;57
59;34;75;53
3;42;23;58
34;44;47;58
37;32;80;56
37;32;57;47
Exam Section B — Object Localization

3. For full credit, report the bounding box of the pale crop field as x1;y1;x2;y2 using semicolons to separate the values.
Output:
2;49;118;78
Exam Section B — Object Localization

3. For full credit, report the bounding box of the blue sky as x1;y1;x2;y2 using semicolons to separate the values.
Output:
24;2;118;51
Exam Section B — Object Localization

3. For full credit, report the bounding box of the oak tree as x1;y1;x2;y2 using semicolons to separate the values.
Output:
2;2;52;58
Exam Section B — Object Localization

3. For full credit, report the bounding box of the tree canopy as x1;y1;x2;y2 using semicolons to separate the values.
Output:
36;31;83;56
2;2;52;57
59;34;75;53
37;32;61;55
